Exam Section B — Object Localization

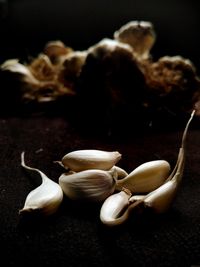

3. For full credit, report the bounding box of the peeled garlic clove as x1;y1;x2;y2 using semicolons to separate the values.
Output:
110;165;128;179
20;152;63;216
143;178;178;213
100;189;131;226
59;168;117;201
61;149;121;172
116;160;170;193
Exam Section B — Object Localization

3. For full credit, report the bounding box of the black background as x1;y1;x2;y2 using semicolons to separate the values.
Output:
1;1;200;267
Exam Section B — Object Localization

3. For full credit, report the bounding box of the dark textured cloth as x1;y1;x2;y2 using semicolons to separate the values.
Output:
0;113;200;267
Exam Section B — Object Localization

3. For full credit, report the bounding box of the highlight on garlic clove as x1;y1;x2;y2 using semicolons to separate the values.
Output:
114;20;156;60
61;149;122;172
59;168;117;202
20;152;63;216
116;160;171;193
100;188;132;226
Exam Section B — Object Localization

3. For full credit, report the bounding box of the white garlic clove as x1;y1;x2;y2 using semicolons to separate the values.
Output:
100;189;131;226
20;152;63;216
110;165;128;179
59;168;117;201
61;149;121;172
116;160;170;193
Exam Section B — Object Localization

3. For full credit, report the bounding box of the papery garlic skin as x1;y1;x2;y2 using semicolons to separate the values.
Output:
59;169;117;201
61;149;121;172
100;190;131;226
20;152;63;216
116;160;170;193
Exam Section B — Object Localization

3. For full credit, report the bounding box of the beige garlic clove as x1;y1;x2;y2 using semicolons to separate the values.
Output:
100;189;132;226
110;165;128;179
144;110;195;213
116;160;171;193
59;168;117;201
61;149;122;172
20;152;63;216
143;178;178;213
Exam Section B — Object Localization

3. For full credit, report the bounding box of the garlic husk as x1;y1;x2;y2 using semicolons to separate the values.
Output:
20;152;63;216
100;189;131;226
110;165;128;179
61;149;122;172
59;168;117;201
116;160;170;193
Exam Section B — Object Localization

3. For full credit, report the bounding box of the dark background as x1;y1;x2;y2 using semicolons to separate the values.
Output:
1;1;200;267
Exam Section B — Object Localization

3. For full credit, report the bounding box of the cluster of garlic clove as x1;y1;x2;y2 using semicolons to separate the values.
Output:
19;111;195;225
100;110;195;226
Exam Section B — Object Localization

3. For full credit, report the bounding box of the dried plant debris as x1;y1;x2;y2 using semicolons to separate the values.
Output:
1;20;200;117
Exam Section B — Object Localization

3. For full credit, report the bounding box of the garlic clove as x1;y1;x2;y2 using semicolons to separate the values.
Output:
20;152;63;216
143;110;195;213
59;168;117;202
100;189;131;226
116;160;170;193
61;149;122;172
110;165;128;179
143;178;178;213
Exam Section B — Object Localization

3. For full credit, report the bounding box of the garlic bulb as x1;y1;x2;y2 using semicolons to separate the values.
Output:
59;168;117;201
61;149;121;172
116;160;170;193
100;189;131;226
114;21;156;60
20;152;63;216
144;110;195;213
